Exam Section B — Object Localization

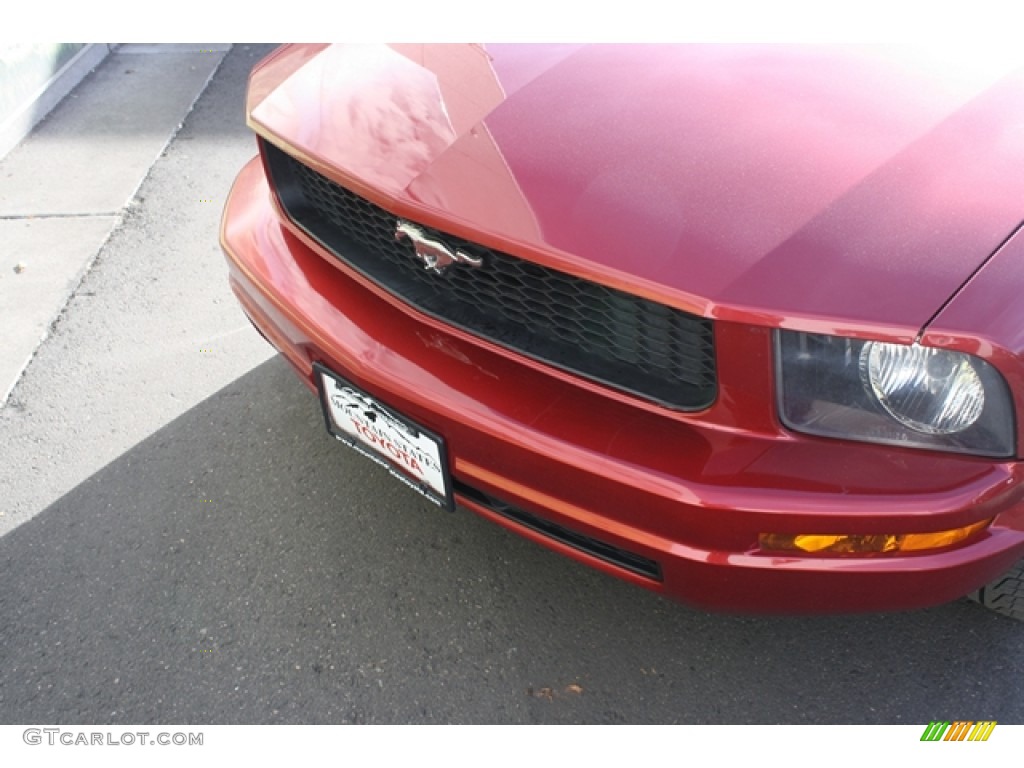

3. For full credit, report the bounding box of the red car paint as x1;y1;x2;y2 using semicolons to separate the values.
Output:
221;44;1024;613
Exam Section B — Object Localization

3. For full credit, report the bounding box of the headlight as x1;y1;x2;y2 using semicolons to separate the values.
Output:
776;331;1015;457
859;342;984;435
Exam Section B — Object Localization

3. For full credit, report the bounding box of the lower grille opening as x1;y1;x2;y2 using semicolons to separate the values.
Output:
456;482;663;582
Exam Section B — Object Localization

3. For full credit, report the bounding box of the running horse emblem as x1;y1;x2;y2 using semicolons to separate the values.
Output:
395;220;484;275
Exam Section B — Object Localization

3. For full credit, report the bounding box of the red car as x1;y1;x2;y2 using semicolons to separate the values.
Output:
220;44;1024;618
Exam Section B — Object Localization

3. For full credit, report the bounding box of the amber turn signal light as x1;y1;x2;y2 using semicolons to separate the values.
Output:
759;518;993;555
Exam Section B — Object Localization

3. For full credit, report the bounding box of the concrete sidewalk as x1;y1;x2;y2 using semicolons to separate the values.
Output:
0;44;231;405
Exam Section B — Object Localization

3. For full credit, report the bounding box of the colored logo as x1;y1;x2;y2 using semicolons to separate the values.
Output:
920;721;996;741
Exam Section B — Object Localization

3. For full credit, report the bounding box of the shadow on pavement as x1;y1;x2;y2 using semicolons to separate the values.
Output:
0;356;1021;724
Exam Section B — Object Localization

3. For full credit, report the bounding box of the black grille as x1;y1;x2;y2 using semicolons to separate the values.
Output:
263;140;716;410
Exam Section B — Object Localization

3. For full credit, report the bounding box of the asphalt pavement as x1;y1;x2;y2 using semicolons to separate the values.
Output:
0;43;1022;725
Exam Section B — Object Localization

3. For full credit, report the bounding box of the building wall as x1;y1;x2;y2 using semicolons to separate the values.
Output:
0;44;111;159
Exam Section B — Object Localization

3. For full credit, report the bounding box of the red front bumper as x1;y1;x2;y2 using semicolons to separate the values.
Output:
221;154;1024;615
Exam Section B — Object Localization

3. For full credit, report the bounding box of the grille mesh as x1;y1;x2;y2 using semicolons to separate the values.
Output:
263;141;716;409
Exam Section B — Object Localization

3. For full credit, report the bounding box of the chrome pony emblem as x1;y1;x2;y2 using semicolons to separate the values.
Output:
395;220;483;275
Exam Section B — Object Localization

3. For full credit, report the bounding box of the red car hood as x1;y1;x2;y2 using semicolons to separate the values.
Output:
249;44;1024;339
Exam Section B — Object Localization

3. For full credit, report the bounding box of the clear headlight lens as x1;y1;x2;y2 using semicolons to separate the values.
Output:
859;342;984;435
776;331;1015;457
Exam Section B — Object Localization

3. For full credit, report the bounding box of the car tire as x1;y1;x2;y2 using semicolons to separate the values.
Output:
968;561;1024;620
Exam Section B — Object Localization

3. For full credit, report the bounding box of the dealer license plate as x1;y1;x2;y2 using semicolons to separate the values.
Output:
315;365;452;510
